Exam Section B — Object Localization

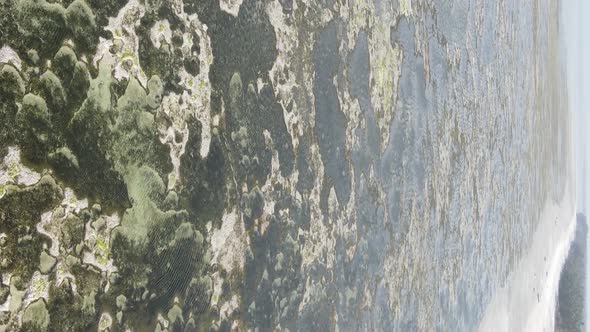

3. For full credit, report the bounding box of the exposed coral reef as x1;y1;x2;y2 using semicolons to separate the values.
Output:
0;0;568;331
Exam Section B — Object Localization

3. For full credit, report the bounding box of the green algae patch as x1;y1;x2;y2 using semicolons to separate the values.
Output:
168;303;183;325
46;282;96;331
14;0;99;57
0;175;63;283
53;46;78;84
22;299;50;331
65;0;98;52
173;222;199;243
70;57;114;132
184;275;212;315
179;116;227;223
69;61;92;105
0;284;8;304
163;189;179;210
117;76;148;111
1;1;222;330
0;64;25;101
114;165;173;244
0;65;23;149
61;213;84;249
0;0;288;329
16;93;54;162
67;56;130;210
16;0;67;57
39;70;67;113
84;0;129;30
0;175;63;227
108;162;212;327
48;146;80;174
110;77;172;176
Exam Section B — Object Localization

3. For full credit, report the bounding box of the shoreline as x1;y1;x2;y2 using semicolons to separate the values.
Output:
478;187;576;331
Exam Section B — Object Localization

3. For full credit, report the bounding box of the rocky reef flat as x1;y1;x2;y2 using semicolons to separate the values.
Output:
0;0;571;331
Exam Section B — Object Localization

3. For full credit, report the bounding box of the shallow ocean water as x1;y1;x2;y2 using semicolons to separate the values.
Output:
310;0;571;330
